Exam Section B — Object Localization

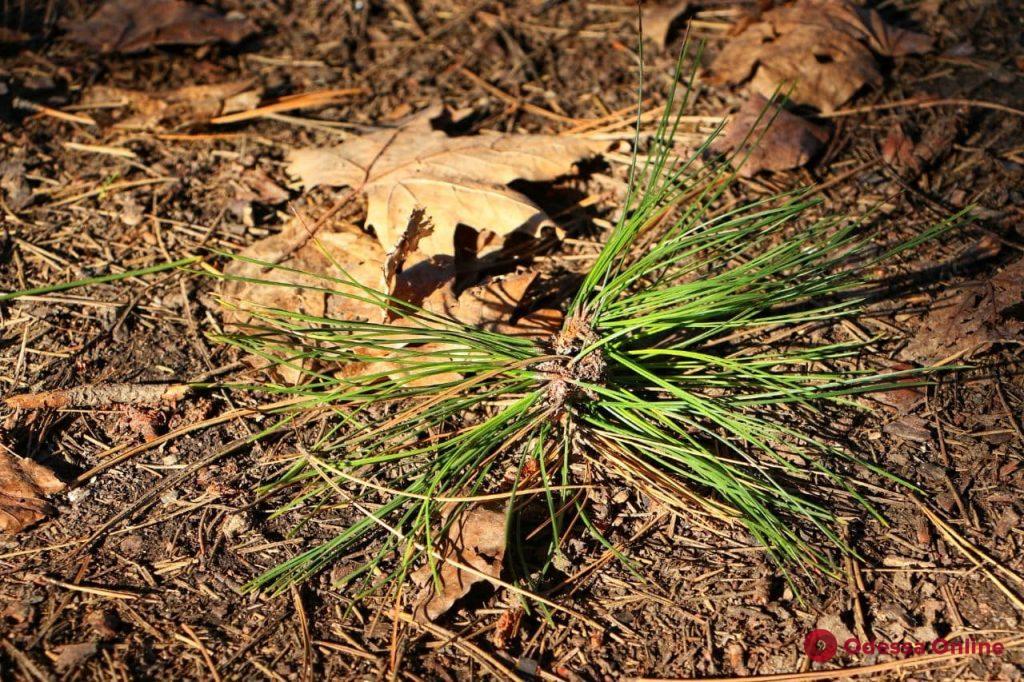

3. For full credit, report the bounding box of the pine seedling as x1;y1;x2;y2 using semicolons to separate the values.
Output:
209;49;956;607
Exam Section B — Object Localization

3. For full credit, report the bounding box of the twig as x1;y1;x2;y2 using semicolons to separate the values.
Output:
45;177;176;209
32;575;140;601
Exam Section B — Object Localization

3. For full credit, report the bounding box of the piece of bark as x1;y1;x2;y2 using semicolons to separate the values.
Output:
5;383;190;410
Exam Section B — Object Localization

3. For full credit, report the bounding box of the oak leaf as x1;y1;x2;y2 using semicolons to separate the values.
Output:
710;0;932;112
286;105;606;256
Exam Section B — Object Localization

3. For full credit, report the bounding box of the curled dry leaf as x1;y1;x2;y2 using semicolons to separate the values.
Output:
421;270;561;336
711;93;829;176
64;0;257;53
0;448;65;534
411;504;507;621
903;259;1024;363
710;0;932;112
286;104;606;256
82;80;261;131
642;1;690;48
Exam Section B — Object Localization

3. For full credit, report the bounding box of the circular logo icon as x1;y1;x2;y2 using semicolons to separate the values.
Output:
804;629;838;663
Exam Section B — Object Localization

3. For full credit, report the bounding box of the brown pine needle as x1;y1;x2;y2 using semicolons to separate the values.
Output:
210;88;367;124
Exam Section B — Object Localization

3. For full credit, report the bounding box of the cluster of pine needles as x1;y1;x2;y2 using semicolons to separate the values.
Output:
210;53;957;613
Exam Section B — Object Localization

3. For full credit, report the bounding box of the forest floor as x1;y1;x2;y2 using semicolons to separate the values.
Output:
2;0;1024;680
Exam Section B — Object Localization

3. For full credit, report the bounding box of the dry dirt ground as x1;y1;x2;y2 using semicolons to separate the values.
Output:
2;0;1024;680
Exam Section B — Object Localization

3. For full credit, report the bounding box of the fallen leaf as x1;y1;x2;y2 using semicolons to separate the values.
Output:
873;361;925;413
852;5;934;57
0;448;65;534
411;504;507;621
51;641;98;673
642;1;690;48
711;93;829;176
83;80;260;131
63;0;257;53
710;0;932;112
903;259;1024;363
286;104;606;256
220;215;390;383
423;271;535;329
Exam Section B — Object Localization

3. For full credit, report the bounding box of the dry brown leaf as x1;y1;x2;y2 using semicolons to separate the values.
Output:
83;81;260;131
0;448;65;534
222;208;558;384
64;0;257;53
711;93;829;176
411;504;507;621
220;216;390;383
421;271;536;330
710;0;932;112
221;216;390;327
642;1;689;48
903;259;1024;363
286;105;605;256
